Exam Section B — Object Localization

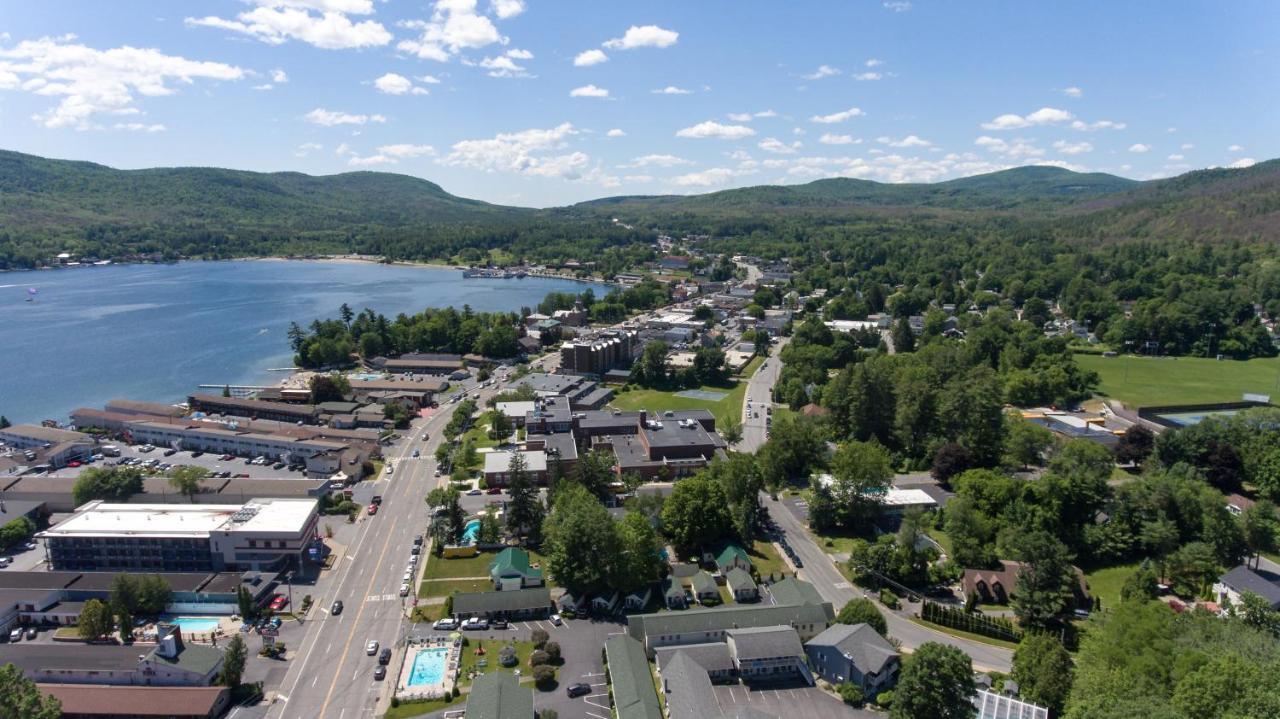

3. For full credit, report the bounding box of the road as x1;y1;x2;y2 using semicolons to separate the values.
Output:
738;337;788;453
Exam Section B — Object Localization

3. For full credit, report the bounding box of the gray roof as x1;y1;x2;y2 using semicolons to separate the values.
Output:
660;651;723;719
466;672;535;719
146;641;224;676
726;626;804;661
805;623;899;676
656;642;733;675
628;602;831;645
1220;564;1280;607
691;571;718;595
767;578;823;607
606;635;663;719
0;644;147;672
663;578;685;600
725;568;756;594
452;587;551;615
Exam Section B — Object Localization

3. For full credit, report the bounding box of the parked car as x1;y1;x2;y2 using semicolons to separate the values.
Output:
413;534;424;546
433;618;459;631
269;594;289;611
367;504;379;516
373;665;387;681
370;495;383;505
486;487;502;495
490;618;508;629
400;583;411;597
566;683;592;698
272;462;285;470
366;640;379;655
24;627;36;640
379;647;392;665
466;489;483;496
190;451;204;458
331;600;343;615
462;617;489;631
550;614;563;626
8;628;21;642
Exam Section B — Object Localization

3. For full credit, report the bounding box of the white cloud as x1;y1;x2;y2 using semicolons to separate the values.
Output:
980;107;1072;130
1060;86;1083;98
397;0;507;62
1227;157;1257;169
865;58;884;67
1181;143;1194;150
672;167;739;187
675;120;756;140
625;154;691;167
252;84;275;91
602;25;679;50
505;48;533;60
810;106;864;124
113;122;166;132
348;153;397;166
802;64;840;80
294;142;323;157
1228;144;1244;152
1167;154;1184;161
569;84;609;98
727;110;776;122
652;85;691;95
883;1;912;11
490;0;524;19
374;72;428;95
758;137;800;154
623;174;653;183
185;0;392;50
1053;140;1093;155
975;136;1044;158
606;128;625;138
573;49;608;67
443;122;591;180
1128;143;1151;153
305;107;386;126
1070;119;1127;131
379;143;435;158
819;133;859;145
853;72;882;81
878;134;931;148
0;36;245;129
271;68;289;83
479;54;529;78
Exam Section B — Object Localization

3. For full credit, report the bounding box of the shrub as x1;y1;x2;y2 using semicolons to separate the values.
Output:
544;641;561;662
876;690;895;709
539;710;558;719
531;628;549;649
879;588;900;609
837;682;864;706
530;650;550;667
532;664;556;687
390;697;400;708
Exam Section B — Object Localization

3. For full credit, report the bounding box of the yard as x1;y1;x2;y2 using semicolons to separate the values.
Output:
609;378;750;428
1083;561;1143;610
419;548;552;598
750;540;791;580
1075;353;1280;408
383;696;461;719
458;638;538;683
419;577;493;599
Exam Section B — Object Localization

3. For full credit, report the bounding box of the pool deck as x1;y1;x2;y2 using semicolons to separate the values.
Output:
396;640;460;701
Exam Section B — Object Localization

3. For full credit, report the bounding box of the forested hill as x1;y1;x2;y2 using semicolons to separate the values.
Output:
579;165;1141;212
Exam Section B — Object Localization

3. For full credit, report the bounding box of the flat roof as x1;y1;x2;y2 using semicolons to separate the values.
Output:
37;498;316;540
483;450;548;474
39;684;229;718
0;424;90;444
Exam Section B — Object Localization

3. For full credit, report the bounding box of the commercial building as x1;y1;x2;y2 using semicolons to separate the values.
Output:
371;353;465;375
39;498;319;573
482;449;549;487
804;622;900;693
187;394;320;424
507;372;613;410
465;672;534;719
724;626;810;682
626;601;833;655
559;330;640;376
0;625;222;687
0;424;95;469
39;684;231;719
605;635;663;719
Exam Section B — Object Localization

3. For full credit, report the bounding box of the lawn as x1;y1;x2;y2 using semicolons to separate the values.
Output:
1083;561;1142;610
409;603;447;623
1075;353;1280;408
609;379;750;428
750;539;791;580
906;616;1021;651
458;638;537;683
419;577;493;598
422;550;497;580
737;355;765;378
383;697;461;719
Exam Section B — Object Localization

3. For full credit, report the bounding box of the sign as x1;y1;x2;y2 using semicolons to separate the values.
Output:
1244;393;1271;404
262;635;276;646
260;626;279;638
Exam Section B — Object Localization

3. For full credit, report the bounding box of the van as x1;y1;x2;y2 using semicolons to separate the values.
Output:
101;445;121;457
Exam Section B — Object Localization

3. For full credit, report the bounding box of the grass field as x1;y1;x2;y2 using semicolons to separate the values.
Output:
458;639;537;683
750;539;790;579
1076;353;1280;407
609;378;750;428
384;697;460;719
1083;561;1142;610
418;577;492;598
906;616;1021;651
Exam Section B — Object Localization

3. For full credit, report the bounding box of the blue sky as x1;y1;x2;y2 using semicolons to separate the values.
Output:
0;1;1276;207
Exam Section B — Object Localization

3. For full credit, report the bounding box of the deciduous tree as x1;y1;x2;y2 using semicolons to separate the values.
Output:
890;642;975;719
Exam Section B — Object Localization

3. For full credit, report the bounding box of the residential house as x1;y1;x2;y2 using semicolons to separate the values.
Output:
38;684;231;719
489;548;544;591
804;623;900;694
592;591;621;615
691;571;720;604
1214;562;1280;610
625;585;654;612
962;560;1091;609
713;543;753;574
726;568;759;602
663;578;689;610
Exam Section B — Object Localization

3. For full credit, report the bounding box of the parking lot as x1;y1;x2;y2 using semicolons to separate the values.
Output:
712;682;877;719
45;443;308;480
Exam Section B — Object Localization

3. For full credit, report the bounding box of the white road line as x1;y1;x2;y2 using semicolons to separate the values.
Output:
312;676;319;688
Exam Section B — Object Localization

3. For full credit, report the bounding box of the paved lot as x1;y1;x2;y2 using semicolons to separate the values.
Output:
46;444;308;480
713;682;877;719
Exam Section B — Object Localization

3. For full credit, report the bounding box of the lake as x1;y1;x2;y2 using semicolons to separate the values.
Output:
0;260;609;424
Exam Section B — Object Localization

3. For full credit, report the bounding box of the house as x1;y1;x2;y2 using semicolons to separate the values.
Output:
655;643;735;683
663;578;689;610
451;587;551;620
713;543;753;574
660;651;736;719
691;571;720;604
592;591;622;615
625;585;654;612
605;635;664;719
558;590;587;614
489;548;544;591
466;672;534;719
962;560;1091;609
804;623;900;693
726;567;759;602
724;626;810;683
1214;562;1280;610
0;625;222;687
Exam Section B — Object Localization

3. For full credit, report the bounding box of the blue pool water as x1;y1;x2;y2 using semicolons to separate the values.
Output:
407;647;450;686
462;519;481;544
164;615;221;633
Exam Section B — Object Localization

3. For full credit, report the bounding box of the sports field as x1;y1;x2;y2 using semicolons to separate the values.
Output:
1076;353;1280;407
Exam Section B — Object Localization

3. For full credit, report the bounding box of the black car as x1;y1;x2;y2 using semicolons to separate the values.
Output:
566;683;592;698
370;495;383;506
490;618;508;629
190;451;203;458
331;600;343;615
373;665;386;681
379;647;392;665
413;535;424;546
163;448;177;456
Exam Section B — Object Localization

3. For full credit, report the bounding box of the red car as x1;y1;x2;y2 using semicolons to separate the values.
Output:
486;487;502;495
269;594;289;611
367;504;379;516
67;461;82;468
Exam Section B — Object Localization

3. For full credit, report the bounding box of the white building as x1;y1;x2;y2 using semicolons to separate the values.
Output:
38;498;319;573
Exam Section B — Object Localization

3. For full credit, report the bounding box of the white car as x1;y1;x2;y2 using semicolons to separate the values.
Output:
466;489;483;496
400;583;411;597
385;464;394;475
550;614;563;626
403;571;413;582
462;617;489;631
433;618;459;631
366;640;379;655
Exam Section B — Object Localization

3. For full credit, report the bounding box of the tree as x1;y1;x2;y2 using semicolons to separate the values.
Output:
1004;417;1054;470
891;317;916;353
489;410;513;440
1119;560;1160;603
1010;531;1076;629
634;341;669;387
478;505;503;544
1012;634;1073;716
836;598;888;636
542;484;619;592
309;373;351;403
0;415;10;429
136;575;172;616
73;466;144;506
532;664;556;687
838;681;865;706
167;465;208;500
827;440;893;529
0;516;35;553
1165;541;1219;597
720;412;743;445
220;634;248;688
1242;499;1280;569
890;642;975;719
77;598;112;640
572;449;617;503
931;443;972;485
615;511;665;592
426;487;466;545
506;451;544;543
661;476;732;552
110;573;139;615
0;663;61;719
1113;425;1154;466
236;585;257;620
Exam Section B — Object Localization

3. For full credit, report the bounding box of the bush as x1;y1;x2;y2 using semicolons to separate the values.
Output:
530;649;550;667
879;589;900;609
544;641;561;662
532;664;556;687
390;697;400;708
837;682;864;707
531;628;549;649
539;710;558;719
876;690;895;709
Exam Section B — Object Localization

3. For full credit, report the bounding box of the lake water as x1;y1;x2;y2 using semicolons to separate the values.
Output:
0;260;608;424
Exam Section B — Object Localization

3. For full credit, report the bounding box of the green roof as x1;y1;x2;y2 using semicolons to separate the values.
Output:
490;547;542;581
605;635;663;719
466;672;534;719
715;543;751;570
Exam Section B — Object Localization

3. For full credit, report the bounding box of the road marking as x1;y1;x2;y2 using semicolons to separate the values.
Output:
585;712;609;719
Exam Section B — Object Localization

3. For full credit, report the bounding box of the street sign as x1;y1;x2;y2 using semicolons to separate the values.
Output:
260;626;279;638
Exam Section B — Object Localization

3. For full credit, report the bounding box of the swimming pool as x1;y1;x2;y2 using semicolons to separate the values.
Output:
407;647;449;686
462;519;481;544
163;615;221;633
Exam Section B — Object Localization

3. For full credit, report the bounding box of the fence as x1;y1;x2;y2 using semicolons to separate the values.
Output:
920;601;1079;649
